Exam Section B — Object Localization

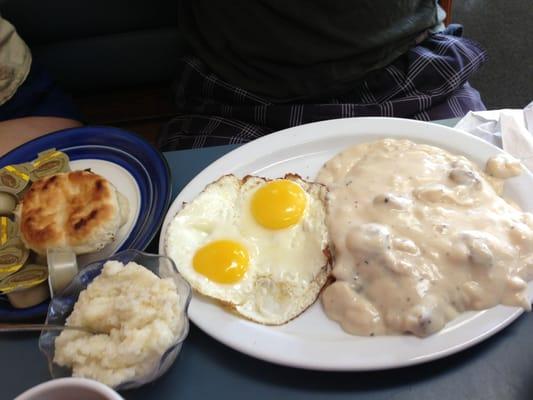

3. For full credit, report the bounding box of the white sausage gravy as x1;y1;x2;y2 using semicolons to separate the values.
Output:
317;139;532;337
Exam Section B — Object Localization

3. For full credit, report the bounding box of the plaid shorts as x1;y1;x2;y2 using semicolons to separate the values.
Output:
159;25;487;150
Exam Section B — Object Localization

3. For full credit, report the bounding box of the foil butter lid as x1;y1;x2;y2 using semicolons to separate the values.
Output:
47;248;78;297
0;263;47;294
0;216;28;280
0;216;19;246
0;244;29;281
0;163;31;197
0;264;50;308
30;149;70;181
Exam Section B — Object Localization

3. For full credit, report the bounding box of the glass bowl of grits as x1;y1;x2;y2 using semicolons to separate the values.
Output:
38;249;191;390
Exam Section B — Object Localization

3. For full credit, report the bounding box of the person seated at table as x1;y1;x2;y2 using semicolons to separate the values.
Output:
159;0;487;150
0;15;82;156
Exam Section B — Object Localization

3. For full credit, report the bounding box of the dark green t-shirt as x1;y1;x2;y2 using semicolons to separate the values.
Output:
179;1;438;101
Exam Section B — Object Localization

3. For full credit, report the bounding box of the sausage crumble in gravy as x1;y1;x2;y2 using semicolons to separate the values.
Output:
317;139;531;337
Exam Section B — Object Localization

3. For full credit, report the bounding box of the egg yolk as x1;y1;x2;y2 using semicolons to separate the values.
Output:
193;240;249;284
251;179;307;229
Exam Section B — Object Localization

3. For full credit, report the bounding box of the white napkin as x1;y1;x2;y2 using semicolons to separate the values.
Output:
454;102;533;171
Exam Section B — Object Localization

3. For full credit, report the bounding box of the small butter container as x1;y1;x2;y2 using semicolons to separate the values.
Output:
0;243;29;281
0;216;18;246
0;163;31;198
0;264;49;308
47;248;78;297
0;192;17;216
30;149;70;181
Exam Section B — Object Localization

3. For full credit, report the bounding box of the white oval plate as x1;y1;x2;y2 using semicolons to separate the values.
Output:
159;117;533;371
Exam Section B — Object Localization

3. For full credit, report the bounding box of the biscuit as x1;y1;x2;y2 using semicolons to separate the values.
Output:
19;171;129;255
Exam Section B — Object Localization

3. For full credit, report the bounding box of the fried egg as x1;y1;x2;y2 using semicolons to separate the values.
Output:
165;174;330;325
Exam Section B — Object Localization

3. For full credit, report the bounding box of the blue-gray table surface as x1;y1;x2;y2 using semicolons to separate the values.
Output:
3;119;533;400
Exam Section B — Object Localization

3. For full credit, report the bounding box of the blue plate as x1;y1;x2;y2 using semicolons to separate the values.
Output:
0;126;171;321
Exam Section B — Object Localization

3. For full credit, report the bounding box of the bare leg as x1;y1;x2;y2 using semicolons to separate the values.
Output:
0;117;82;156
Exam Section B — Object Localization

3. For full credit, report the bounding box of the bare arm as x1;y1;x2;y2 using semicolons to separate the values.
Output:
0;117;82;156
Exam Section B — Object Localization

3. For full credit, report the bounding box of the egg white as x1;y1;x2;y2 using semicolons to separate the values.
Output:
165;174;330;325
